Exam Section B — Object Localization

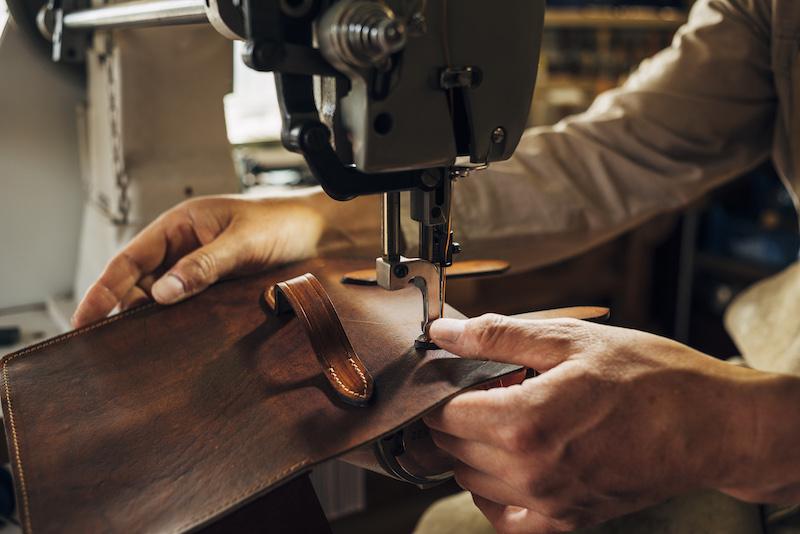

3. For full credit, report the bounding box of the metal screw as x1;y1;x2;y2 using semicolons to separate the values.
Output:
420;170;440;188
382;20;406;49
303;125;330;152
394;265;410;278
407;12;427;36
491;127;506;144
253;42;281;68
280;0;314;17
451;242;463;255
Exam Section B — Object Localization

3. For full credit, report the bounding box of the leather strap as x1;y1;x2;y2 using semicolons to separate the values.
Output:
265;273;375;407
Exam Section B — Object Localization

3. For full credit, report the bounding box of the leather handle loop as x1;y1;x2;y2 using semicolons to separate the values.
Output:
265;273;375;407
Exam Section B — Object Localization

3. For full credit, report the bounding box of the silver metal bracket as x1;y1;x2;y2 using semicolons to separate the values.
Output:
374;426;453;489
376;256;443;349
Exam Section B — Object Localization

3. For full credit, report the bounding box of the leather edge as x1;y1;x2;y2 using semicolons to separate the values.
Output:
511;306;611;323
1;359;31;533
0;303;159;534
1;303;158;364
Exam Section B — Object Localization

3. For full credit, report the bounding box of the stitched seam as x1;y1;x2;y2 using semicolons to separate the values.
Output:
327;357;369;399
0;297;323;531
348;357;369;394
2;304;157;363
169;459;312;534
3;362;31;533
0;303;157;533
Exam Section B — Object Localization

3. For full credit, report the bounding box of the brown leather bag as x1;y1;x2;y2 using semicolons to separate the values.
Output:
0;259;606;533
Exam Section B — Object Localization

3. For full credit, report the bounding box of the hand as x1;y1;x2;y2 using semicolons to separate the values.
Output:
72;195;325;327
423;314;797;533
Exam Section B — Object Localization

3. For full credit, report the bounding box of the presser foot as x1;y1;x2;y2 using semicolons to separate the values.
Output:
376;256;444;347
414;337;439;351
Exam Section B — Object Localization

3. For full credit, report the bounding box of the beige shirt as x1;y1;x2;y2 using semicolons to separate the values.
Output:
444;0;800;375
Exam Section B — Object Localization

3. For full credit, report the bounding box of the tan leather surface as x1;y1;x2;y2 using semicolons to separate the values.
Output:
512;306;610;322
266;273;374;406
0;259;520;534
341;259;510;285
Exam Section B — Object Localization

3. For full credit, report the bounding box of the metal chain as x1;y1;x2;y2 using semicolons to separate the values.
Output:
102;30;131;226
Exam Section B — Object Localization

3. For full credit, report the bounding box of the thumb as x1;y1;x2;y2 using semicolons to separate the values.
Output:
151;239;239;305
429;313;581;371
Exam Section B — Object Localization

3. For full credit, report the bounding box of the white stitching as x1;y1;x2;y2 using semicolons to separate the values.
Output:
348;357;369;394
3;362;30;533
3;304;157;362
0;281;373;532
327;356;369;399
1;303;157;533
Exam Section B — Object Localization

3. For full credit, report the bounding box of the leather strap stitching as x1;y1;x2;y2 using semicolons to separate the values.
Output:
266;273;374;407
328;358;369;400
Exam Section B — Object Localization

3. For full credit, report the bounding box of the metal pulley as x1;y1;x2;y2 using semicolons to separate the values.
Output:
317;1;407;72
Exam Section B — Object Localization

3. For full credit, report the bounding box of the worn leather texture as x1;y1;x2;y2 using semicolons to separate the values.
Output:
1;258;521;534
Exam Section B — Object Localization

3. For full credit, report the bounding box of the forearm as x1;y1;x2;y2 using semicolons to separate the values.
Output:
252;186;382;258
446;102;770;273
431;0;775;273
717;371;800;504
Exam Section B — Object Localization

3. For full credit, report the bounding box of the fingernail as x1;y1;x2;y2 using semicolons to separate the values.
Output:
152;274;186;304
430;318;465;343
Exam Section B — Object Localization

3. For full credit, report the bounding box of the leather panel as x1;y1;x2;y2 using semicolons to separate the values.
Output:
1;259;520;534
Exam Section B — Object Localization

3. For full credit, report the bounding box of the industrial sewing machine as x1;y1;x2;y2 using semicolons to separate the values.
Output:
0;1;546;525
28;0;544;344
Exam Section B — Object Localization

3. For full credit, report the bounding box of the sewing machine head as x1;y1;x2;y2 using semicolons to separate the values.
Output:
37;0;545;344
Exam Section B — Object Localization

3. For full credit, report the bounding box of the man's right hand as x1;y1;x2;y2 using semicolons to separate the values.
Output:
71;195;325;328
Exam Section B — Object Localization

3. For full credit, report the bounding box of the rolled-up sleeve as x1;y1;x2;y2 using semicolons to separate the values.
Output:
438;0;777;272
